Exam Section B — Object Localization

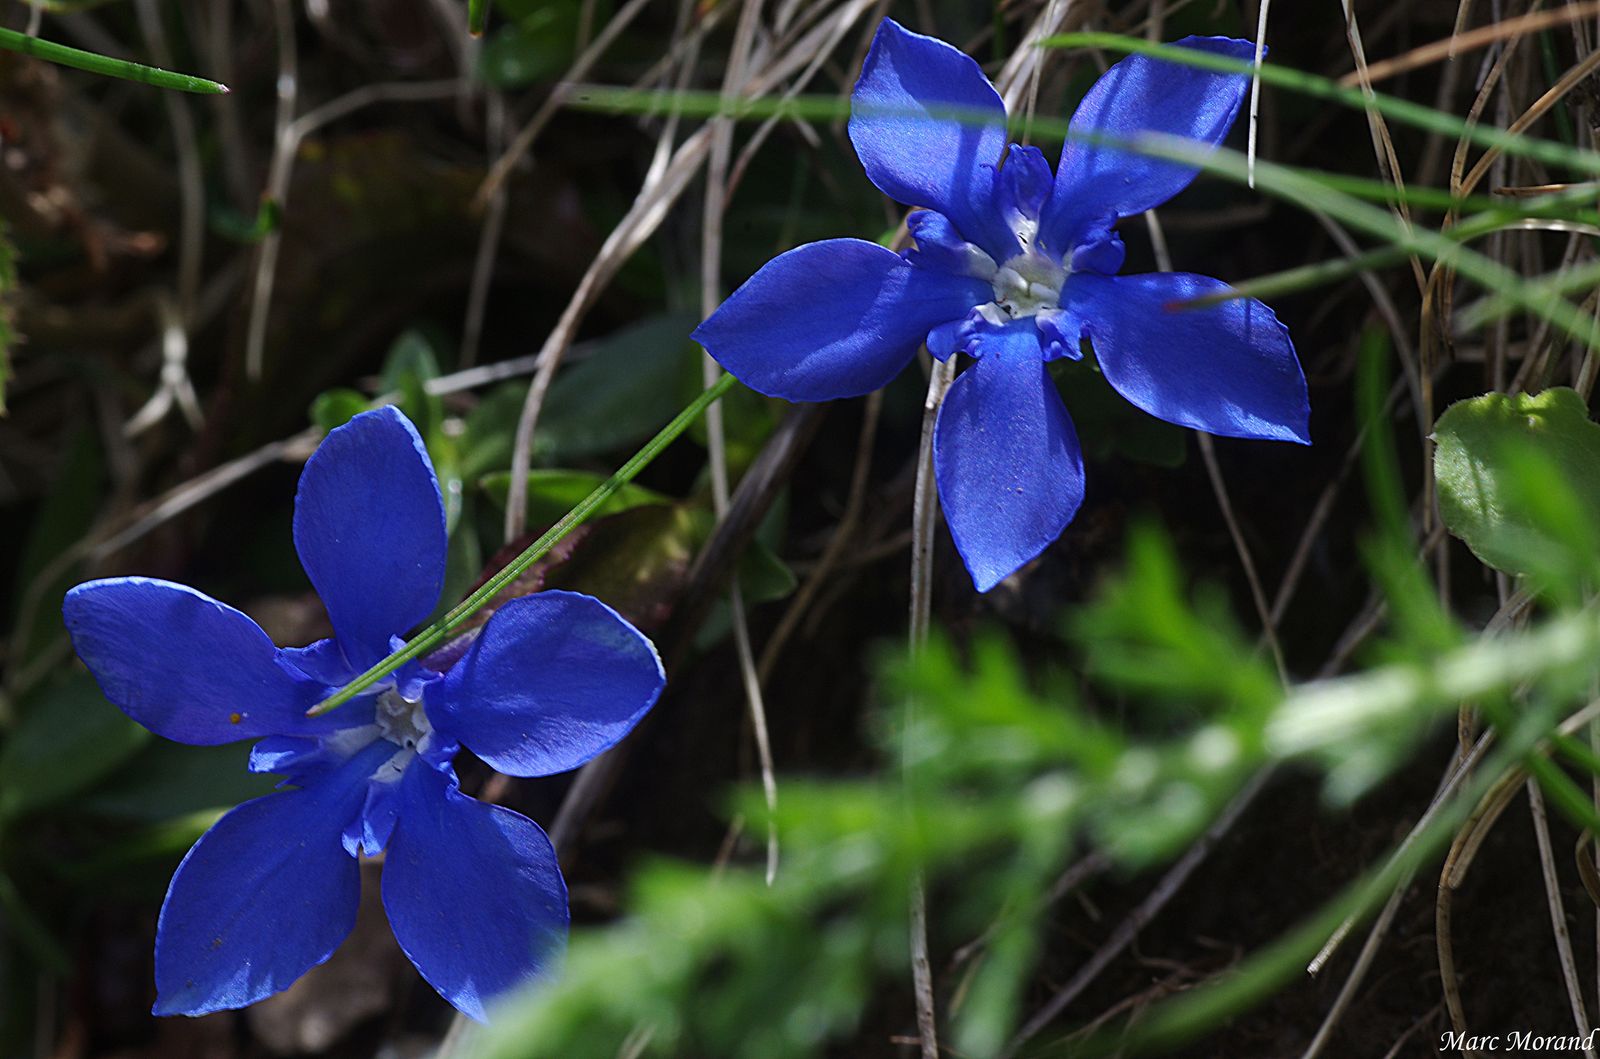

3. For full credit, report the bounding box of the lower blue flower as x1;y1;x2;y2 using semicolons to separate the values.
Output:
62;407;665;1020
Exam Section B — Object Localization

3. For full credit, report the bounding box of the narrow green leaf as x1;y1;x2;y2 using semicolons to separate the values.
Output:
469;0;490;36
0;26;227;94
1038;32;1600;178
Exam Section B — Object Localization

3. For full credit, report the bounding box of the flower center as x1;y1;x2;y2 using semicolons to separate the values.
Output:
376;688;432;751
990;251;1066;319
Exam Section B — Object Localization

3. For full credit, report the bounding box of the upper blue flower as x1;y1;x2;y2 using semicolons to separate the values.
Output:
693;20;1310;591
61;406;665;1021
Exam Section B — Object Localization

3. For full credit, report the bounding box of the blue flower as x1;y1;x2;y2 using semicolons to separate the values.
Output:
693;21;1309;591
61;406;665;1021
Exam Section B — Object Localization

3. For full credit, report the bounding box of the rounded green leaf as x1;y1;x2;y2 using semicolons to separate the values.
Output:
1434;387;1600;581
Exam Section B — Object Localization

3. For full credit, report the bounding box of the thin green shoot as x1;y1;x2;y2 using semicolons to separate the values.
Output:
0;26;227;94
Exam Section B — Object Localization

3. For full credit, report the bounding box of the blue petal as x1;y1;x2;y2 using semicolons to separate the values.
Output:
1039;37;1256;255
63;578;335;745
995;144;1053;245
425;591;663;778
382;762;567;1021
248;735;325;775
343;775;404;857
927;313;975;362
151;741;392;1015
934;325;1086;591
848;19;1015;259
1066;226;1126;276
906;211;998;279
693;239;987;401
293;407;447;669
280;638;355;685
1063;271;1309;443
1034;309;1084;362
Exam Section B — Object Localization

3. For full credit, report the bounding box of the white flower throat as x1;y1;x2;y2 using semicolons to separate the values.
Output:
376;688;432;751
990;251;1065;320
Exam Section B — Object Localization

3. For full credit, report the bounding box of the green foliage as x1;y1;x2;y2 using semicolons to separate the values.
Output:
476;626;1092;1059
479;2;577;87
481;469;671;529
1357;331;1457;658
472;530;1422;1058
383;330;466;530
475;503;1600;1057
1071;527;1277;720
309;387;371;433
1435;387;1600;591
0;672;148;821
461;314;700;479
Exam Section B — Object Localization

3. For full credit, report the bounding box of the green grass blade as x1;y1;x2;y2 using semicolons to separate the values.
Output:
1039;32;1600;179
573;34;1600;186
1180;203;1598;308
1144;136;1600;350
0;25;227;94
567;86;1595;227
469;0;489;36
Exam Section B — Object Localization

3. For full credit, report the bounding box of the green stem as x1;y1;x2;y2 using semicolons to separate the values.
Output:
468;0;489;36
307;372;738;717
0;26;227;94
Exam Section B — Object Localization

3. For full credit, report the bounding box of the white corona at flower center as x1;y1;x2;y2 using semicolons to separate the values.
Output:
376;688;432;751
991;252;1066;319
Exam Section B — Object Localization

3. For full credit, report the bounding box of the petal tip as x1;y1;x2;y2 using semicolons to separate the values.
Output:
151;993;211;1018
969;564;1010;594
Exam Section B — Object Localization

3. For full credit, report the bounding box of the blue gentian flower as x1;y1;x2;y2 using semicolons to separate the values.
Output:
61;407;665;1021
694;21;1309;591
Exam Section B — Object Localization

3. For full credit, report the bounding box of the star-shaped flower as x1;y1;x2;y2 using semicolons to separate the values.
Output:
62;406;664;1020
694;20;1309;590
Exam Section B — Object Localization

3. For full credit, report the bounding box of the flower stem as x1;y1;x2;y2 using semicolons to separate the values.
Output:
307;371;738;717
0;26;228;94
906;356;956;1059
